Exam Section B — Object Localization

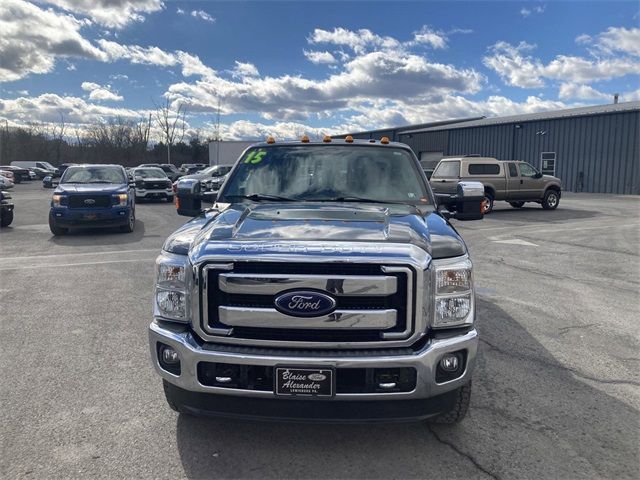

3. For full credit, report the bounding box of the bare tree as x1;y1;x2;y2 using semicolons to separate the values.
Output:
153;99;187;165
50;113;66;164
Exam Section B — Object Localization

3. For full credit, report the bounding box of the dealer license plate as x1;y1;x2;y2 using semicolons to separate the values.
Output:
275;367;334;397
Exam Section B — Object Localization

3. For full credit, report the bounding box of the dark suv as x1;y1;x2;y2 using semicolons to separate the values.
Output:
49;164;135;235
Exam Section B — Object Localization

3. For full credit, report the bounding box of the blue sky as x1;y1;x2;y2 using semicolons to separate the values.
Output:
1;1;639;140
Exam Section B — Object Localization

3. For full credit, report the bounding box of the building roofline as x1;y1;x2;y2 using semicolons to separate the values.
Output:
408;101;640;133
335;117;485;137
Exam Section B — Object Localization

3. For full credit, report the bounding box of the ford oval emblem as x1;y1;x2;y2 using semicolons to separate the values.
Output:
307;373;327;381
274;290;337;317
84;198;96;205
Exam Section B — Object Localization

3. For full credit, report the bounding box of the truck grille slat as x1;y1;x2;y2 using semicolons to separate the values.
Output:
202;261;414;346
68;195;112;208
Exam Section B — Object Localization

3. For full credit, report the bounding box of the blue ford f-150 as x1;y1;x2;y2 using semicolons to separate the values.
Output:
49;164;135;235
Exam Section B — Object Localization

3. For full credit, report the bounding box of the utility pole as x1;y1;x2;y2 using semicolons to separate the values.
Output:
0;119;8;165
215;96;221;166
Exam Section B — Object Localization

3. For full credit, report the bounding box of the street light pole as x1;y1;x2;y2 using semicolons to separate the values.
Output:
0;119;8;165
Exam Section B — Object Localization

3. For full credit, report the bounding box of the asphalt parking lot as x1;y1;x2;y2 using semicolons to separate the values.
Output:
1;182;638;479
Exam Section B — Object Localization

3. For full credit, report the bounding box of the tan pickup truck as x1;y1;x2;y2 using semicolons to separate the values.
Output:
430;156;562;213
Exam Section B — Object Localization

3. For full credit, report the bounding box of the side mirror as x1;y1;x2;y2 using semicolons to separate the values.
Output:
175;178;205;217
453;181;484;221
534;172;543;179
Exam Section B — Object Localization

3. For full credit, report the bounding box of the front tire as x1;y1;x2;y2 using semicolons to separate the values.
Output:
482;193;494;214
1;210;14;227
429;382;472;424
119;208;135;233
509;201;525;208
542;189;560;210
49;216;68;235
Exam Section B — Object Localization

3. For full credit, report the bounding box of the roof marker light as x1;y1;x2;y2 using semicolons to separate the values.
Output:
369;139;376;143
380;136;390;144
323;135;332;143
301;135;310;143
266;136;275;144
345;135;354;143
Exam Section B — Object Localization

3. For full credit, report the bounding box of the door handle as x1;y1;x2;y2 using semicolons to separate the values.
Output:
520;179;523;184
440;180;446;182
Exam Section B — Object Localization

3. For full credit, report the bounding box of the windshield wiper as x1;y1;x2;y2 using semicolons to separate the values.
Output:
309;196;413;206
87;180;113;183
226;194;298;202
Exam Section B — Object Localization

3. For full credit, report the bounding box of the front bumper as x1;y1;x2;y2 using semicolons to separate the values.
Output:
149;320;477;408
50;207;131;228
135;188;173;198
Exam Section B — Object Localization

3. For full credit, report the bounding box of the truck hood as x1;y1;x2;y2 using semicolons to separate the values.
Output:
56;183;127;194
163;202;467;259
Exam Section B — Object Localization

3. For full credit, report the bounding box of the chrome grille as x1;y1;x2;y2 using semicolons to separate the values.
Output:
201;262;414;346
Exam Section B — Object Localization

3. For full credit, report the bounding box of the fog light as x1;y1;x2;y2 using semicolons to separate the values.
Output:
440;353;460;372
161;346;179;365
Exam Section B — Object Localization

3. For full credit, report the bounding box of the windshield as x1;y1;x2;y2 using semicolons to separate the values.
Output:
201;165;230;177
133;168;167;179
61;166;126;184
218;146;429;205
39;162;56;170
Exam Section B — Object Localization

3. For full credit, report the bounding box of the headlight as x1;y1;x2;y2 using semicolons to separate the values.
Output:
154;253;189;322
113;193;128;206
52;194;66;207
432;257;474;328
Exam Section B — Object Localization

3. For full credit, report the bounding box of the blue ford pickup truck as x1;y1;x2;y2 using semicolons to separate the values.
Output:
149;137;485;424
49;164;135;235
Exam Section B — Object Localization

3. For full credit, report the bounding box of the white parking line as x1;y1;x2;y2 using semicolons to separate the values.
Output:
0;248;158;262
0;258;155;271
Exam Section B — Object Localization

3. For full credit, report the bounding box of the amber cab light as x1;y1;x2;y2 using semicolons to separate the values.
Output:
345;135;354;143
380;136;390;144
266;136;275;144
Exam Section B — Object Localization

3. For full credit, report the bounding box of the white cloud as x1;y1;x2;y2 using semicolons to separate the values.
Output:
0;0;107;82
81;81;123;101
0;93;142;124
40;0;164;29
483;41;544;88
304;50;337;65
558;83;610;100
589;27;640;57
575;34;591;45
166;49;484;121
96;39;216;78
217;120;332;141
484;37;640;88
191;9;215;23
411;26;447;49
231;61;259;78
176;7;184;15
521;4;546;17
308;27;401;55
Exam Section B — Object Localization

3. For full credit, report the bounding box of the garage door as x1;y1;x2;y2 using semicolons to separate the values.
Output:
420;151;444;169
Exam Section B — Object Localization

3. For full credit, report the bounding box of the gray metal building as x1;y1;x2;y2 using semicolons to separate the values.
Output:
398;101;640;194
334;117;483;142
